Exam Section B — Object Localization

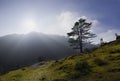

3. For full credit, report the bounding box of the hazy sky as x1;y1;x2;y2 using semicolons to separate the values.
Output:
0;0;120;43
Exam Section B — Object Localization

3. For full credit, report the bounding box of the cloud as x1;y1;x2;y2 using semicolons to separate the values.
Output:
93;29;120;44
40;11;79;36
55;11;79;35
85;17;119;44
41;11;99;36
36;11;119;44
77;16;120;44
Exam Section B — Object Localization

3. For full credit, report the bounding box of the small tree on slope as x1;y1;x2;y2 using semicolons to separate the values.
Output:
67;18;96;53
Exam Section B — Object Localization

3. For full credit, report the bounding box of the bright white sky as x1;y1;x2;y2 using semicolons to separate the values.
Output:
0;0;120;44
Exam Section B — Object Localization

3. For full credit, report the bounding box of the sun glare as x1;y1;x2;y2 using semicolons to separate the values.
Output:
23;19;37;33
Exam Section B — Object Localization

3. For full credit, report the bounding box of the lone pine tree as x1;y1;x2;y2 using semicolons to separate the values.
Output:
67;18;96;53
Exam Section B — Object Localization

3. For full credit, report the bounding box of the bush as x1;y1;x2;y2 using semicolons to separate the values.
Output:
108;68;120;72
109;49;120;54
66;72;81;79
74;61;91;75
107;55;120;61
21;68;26;71
94;58;107;66
39;76;46;81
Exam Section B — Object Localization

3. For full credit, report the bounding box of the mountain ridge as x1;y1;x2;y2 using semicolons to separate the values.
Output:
0;32;74;74
0;38;120;81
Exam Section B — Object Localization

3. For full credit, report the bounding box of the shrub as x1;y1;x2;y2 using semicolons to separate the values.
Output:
109;49;120;54
107;55;120;61
39;76;46;81
94;58;107;66
21;68;26;71
66;72;81;79
74;61;91;75
108;68;120;72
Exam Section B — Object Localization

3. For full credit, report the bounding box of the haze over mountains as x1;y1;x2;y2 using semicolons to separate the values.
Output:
0;32;98;74
0;32;74;74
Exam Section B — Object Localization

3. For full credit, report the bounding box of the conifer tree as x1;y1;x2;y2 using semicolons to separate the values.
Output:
67;18;96;53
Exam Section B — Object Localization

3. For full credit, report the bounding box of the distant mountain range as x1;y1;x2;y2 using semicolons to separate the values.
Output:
1;35;120;81
0;32;98;74
0;32;74;74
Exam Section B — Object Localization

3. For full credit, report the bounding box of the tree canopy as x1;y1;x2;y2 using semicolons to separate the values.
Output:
67;18;96;53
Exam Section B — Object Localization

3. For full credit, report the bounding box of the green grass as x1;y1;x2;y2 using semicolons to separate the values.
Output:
0;40;120;81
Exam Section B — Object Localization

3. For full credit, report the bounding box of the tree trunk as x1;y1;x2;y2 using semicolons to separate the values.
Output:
79;30;83;53
79;38;83;53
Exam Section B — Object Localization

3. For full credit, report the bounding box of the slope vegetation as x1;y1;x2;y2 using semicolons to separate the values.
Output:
0;40;120;81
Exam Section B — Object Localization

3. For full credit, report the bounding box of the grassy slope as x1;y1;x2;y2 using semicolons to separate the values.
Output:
0;40;120;81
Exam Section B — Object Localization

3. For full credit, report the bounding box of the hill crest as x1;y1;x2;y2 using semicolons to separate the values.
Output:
0;39;120;81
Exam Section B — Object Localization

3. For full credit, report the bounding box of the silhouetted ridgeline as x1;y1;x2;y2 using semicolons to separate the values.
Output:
0;32;97;74
0;32;74;74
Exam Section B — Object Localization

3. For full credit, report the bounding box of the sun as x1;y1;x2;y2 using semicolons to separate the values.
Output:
23;19;37;33
26;20;35;30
